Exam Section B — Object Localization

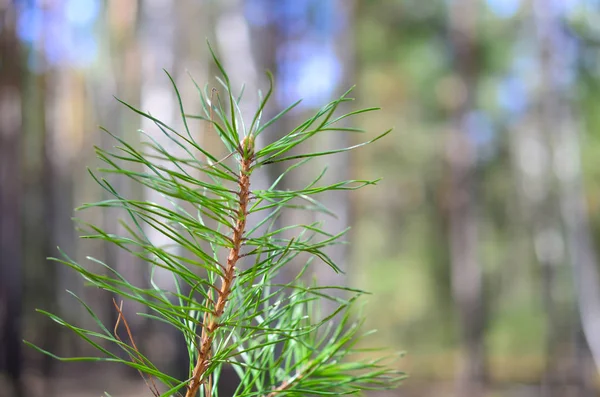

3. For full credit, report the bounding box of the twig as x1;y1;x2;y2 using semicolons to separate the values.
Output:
113;298;161;397
264;359;319;397
265;371;305;397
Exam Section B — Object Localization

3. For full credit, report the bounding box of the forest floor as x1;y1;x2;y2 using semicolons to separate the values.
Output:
39;381;596;397
1;372;596;397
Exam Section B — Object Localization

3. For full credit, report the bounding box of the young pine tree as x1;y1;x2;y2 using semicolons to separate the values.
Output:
27;48;404;397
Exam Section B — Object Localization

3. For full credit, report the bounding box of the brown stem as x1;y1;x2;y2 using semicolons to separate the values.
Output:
185;139;253;397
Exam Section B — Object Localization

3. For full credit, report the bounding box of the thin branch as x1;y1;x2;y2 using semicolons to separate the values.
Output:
264;361;315;397
113;298;161;397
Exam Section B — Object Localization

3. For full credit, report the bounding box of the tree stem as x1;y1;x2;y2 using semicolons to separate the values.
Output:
186;146;253;397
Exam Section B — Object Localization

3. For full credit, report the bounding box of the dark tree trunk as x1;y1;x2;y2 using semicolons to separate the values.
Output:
18;6;58;391
0;4;24;396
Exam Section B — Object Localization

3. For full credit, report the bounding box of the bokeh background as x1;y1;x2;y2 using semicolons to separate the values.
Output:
3;0;600;396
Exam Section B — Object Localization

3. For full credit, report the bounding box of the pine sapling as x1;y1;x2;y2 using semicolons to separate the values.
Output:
27;46;405;397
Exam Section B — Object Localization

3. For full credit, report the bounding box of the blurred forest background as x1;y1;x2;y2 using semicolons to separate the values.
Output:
4;0;600;396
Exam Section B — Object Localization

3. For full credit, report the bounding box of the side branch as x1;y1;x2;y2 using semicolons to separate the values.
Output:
264;360;316;397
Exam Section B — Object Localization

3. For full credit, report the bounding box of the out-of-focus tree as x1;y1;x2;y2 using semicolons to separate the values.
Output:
445;0;486;395
18;3;59;390
508;2;578;395
0;3;24;396
534;1;600;395
241;0;354;314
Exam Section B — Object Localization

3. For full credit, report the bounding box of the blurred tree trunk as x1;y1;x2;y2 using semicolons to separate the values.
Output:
83;0;120;359
78;0;144;368
534;0;600;393
106;0;143;352
446;0;486;395
0;4;24;396
215;0;263;170
313;0;355;316
524;2;573;395
241;0;354;314
240;0;298;295
45;9;88;364
18;4;59;390
135;0;188;376
171;0;209;382
575;329;596;396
